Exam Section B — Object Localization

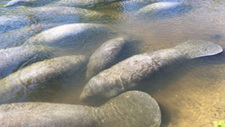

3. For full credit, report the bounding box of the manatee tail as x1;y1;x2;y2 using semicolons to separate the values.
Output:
98;91;161;127
174;40;223;59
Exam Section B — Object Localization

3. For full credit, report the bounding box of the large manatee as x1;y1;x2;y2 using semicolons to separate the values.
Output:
134;2;192;20
80;40;223;102
86;37;138;80
0;55;88;104
0;45;66;79
24;23;113;52
0;91;161;127
4;0;119;7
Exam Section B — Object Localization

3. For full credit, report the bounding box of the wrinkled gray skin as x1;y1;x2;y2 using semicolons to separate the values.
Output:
80;40;223;102
0;55;88;104
4;0;119;7
0;15;34;33
0;23;61;49
0;45;68;79
0;91;161;127
24;23;112;51
134;2;192;20
86;37;136;80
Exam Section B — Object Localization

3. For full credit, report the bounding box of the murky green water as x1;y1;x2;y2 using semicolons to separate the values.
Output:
1;0;225;126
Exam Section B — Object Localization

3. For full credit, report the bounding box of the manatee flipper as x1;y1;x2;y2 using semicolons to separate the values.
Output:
0;91;161;127
175;40;223;59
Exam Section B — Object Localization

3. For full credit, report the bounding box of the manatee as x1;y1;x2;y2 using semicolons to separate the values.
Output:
130;0;157;2
4;0;58;7
86;37;137;80
0;91;161;127
0;55;88;104
0;15;33;33
0;45;65;79
134;2;192;20
48;0;120;7
0;23;62;49
2;6;104;23
80;40;223;102
4;0;119;7
24;23;113;51
24;7;104;24
10;6;104;24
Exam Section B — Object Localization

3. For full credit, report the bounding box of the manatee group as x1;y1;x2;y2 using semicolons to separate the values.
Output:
80;40;223;102
0;55;88;104
0;91;161;127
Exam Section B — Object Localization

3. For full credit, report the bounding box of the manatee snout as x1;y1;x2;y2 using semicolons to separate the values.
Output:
80;91;90;102
80;88;102;103
80;84;110;104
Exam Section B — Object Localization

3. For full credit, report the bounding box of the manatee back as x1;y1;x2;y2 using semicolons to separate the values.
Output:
86;37;138;80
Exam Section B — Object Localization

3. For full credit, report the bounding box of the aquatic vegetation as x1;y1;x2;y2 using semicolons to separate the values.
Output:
214;120;225;127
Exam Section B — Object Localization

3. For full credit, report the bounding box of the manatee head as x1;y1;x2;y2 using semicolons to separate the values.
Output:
80;76;119;103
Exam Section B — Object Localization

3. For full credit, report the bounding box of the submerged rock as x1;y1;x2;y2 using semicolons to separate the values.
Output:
134;2;192;20
24;23;113;51
0;91;161;127
80;40;223;102
86;37;138;80
0;55;88;104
